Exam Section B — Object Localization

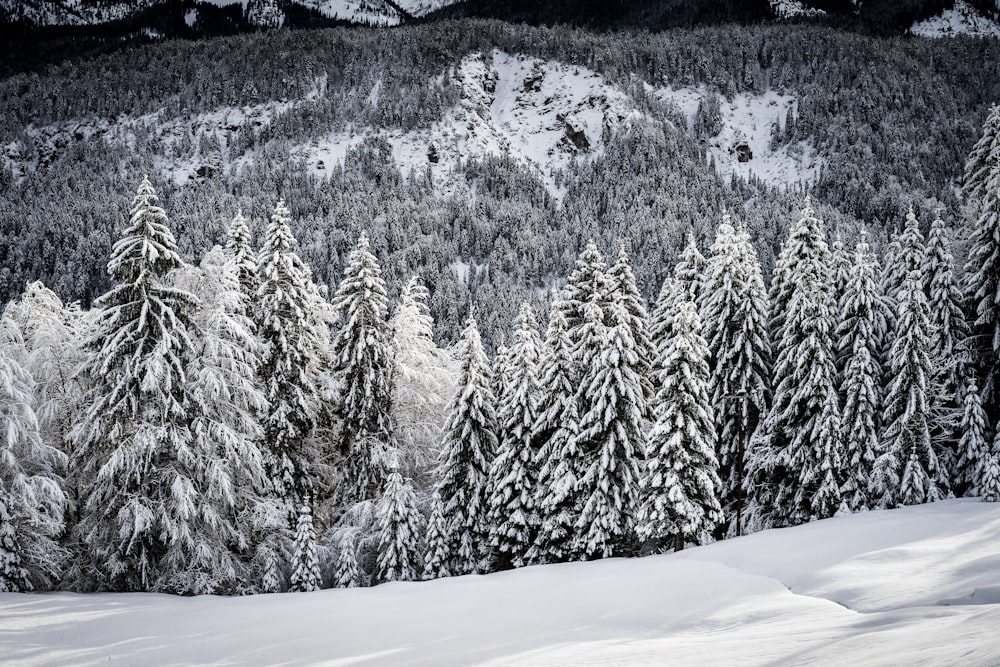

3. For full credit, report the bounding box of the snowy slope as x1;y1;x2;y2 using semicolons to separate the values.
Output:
656;86;822;189
911;0;1000;38
2;499;998;666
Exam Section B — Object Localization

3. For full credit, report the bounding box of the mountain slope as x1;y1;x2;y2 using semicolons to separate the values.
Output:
1;499;998;665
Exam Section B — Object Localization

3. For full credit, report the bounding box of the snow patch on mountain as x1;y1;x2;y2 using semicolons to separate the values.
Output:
297;0;399;26
910;0;1000;38
294;51;643;200
769;0;824;19
0;0;154;26
656;86;821;189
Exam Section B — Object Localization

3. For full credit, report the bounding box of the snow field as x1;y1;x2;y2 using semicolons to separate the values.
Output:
2;499;998;666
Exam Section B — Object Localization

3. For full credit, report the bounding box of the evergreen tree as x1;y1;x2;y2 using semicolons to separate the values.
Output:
956;377;989;496
528;296;583;564
836;233;883;512
225;210;258;305
873;270;944;507
609;246;655;383
674;230;706;303
572;299;646;559
963;104;1000;424
374;469;423;583
256;199;320;519
700;214;770;535
649;275;684;363
436;317;497;575
330;233;394;504
0;319;67;592
486;303;540;569
333;533;361;588
289;500;321;593
422;491;450;580
830;232;852;306
981;451;1000;502
755;200;842;527
563;241;612;351
70;176;206;592
639;300;722;551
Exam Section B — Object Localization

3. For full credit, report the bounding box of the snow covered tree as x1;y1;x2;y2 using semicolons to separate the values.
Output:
246;0;283;28
333;532;361;588
674;230;706;303
639;300;722;551
422;491;450;580
873;270;945;507
374;469;423;583
289;500;321;593
700;214;770;535
755;200;842;527
981;451;1000;502
836;233;883;512
830;232;852;305
649;275;685;363
0;318;67;592
169;249;279;595
563;241;612;352
436;317;497;575
70;176;207;592
572;298;646;559
963;104;1000;424
225;210;259;305
956;377;989;496
609;246;655;384
330;232;394;504
486;303;541;570
389;276;458;486
528;296;583;564
256;199;321;519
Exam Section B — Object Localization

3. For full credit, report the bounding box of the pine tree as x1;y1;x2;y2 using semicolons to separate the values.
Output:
639;300;722;551
830;232;852;306
374;469;423;583
981;451;1000;502
609;246;655;383
486;303;541;569
836;233;883;512
873;270;944;507
422;491;450;580
649;275;685;362
964;105;1000;425
289;500;321;592
528;295;583;564
333;533;361;588
563;241;612;351
225;210;258;304
330;233;394;504
0;319;67;592
256;199;321;519
756;200;842;526
437;317;497;575
573;299;646;559
70;176;205;592
956;377;989;496
674;230;706;303
700;214;770;535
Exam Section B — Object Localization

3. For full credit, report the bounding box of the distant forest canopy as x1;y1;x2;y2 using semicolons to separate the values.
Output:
1;19;999;345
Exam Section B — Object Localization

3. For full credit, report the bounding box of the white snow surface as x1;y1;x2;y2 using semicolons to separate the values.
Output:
656;86;821;189
769;0;824;19
2;499;999;666
911;0;1000;38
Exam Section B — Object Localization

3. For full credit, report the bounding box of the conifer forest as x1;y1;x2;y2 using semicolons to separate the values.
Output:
3;4;1000;664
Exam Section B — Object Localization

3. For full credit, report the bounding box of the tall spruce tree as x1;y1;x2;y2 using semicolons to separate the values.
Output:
374;469;423;583
639;300;722;551
873;270;945;507
330;233;394;504
836;233;883;512
436;317;497;575
225;210;259;305
956;377;989;496
700;214;770;535
572;299;646;559
422;491;450;580
529;296;584;564
486;303;541;570
289;500;321;592
70;176;205;592
674;230;706;303
563;241;612;352
609;247;655;383
755;200;842;527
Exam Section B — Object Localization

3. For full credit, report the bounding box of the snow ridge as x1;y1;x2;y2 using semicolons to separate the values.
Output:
911;0;1000;38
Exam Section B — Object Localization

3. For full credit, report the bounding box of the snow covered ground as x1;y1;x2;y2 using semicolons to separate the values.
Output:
911;0;1000;38
2;499;998;666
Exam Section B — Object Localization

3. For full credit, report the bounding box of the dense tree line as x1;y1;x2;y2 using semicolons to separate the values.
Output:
2;103;1000;593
